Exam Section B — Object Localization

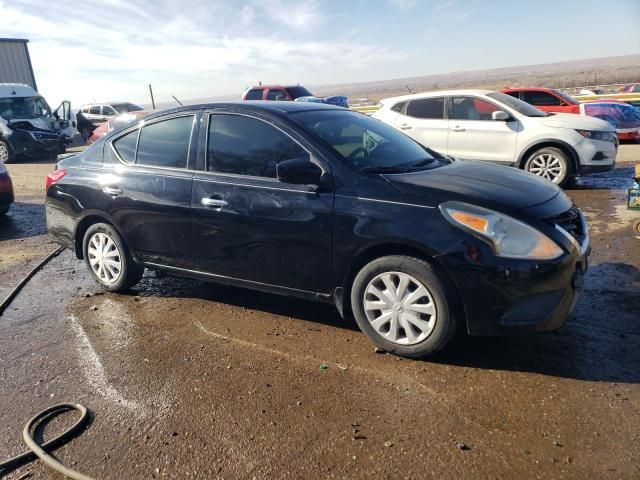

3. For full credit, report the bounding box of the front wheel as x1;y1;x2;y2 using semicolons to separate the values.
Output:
523;147;571;186
82;223;144;292
350;256;457;358
0;139;14;164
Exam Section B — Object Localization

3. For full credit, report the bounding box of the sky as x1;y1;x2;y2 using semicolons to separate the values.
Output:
2;0;639;108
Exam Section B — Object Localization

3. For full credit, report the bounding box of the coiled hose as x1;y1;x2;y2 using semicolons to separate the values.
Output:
0;248;95;479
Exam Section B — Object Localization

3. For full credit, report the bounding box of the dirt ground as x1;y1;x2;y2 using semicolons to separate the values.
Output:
1;146;639;479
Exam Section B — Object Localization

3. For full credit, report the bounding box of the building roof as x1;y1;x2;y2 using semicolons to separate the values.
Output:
0;38;29;43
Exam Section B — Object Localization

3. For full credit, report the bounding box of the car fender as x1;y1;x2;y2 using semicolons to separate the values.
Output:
516;137;580;169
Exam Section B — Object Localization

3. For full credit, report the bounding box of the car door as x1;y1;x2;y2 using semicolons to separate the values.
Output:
103;113;197;268
266;89;290;101
446;95;518;164
191;110;334;293
394;97;449;155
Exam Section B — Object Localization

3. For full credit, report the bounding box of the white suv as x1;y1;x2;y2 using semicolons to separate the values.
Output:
372;89;617;185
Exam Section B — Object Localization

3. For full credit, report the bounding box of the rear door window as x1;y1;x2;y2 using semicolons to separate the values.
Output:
89;105;101;115
113;130;138;163
406;98;445;119
207;114;308;178
102;105;117;116
136;116;194;169
245;89;263;100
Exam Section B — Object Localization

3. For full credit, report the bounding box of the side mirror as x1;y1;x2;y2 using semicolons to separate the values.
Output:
277;157;323;186
492;110;511;121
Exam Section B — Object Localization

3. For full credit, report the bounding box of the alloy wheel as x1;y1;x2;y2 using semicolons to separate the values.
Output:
528;153;564;183
363;271;437;345
0;143;8;163
87;232;122;284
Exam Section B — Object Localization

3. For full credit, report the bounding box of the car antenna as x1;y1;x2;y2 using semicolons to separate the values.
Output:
405;85;414;94
172;95;183;106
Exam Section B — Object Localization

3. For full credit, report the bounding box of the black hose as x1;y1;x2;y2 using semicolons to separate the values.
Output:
0;403;94;479
0;246;64;316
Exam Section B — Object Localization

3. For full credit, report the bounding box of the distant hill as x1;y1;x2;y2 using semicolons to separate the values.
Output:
152;54;640;108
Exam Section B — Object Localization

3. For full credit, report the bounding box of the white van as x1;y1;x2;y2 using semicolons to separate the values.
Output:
0;83;76;163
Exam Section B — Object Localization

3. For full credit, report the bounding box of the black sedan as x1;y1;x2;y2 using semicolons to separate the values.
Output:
45;102;590;358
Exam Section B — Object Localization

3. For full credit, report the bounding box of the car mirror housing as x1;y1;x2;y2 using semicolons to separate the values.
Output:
492;110;511;121
277;157;323;186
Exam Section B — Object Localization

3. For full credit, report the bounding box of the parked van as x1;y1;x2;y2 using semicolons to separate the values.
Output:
0;83;76;163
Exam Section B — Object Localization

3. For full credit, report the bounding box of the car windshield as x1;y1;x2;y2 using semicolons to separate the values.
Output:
487;92;547;117
0;96;51;120
111;103;143;113
291;110;444;173
553;90;578;105
287;86;313;99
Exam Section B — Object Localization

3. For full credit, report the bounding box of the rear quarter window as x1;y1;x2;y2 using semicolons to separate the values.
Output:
245;89;264;100
112;129;138;163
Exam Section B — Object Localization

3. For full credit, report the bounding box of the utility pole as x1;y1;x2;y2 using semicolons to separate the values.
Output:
149;84;156;109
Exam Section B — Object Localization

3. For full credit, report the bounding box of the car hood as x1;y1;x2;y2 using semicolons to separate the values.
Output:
384;160;569;213
539;112;614;131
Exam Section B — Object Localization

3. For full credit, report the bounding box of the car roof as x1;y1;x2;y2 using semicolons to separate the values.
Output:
0;83;39;98
246;85;304;90
122;101;344;122
380;89;494;104
500;87;556;93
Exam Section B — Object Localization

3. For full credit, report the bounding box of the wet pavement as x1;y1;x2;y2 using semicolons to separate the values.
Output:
0;147;639;479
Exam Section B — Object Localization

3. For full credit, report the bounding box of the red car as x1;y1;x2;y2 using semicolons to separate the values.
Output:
501;87;640;141
242;85;313;101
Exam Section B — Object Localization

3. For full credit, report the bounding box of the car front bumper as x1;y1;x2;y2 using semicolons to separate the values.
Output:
8;130;60;158
437;227;590;336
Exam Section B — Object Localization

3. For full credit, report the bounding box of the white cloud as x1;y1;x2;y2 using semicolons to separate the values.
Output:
387;0;421;9
0;0;408;107
254;0;326;31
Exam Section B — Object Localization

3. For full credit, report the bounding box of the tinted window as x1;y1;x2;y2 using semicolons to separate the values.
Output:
451;97;501;121
287;86;313;99
136;116;193;169
113;130;138;163
208;114;308;178
111;103;143;113
504;91;520;99
291;110;442;173
245;89;263;100
267;89;287;101
487;92;547;117
103;106;116;116
522;91;563;106
406;98;444;119
89;106;100;115
391;102;406;113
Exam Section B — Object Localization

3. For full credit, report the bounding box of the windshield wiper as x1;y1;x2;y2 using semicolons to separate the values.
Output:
361;165;412;174
408;158;436;169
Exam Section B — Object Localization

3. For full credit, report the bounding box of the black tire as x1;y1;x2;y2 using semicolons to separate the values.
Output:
0;139;15;164
82;222;143;292
523;146;571;186
0;205;9;216
350;255;457;358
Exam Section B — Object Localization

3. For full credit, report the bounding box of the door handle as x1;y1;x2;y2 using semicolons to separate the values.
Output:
201;197;228;209
451;126;466;132
102;186;122;196
399;124;412;130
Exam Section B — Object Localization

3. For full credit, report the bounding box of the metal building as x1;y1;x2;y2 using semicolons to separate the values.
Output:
0;38;37;90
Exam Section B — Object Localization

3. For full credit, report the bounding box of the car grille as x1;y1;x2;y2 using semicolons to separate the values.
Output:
546;206;586;246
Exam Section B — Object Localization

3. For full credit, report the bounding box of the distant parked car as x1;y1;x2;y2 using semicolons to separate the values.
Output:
373;89;617;186
0;157;14;215
79;102;144;125
619;84;640;93
88;110;152;145
46;102;590;358
242;85;313;101
501;87;640;141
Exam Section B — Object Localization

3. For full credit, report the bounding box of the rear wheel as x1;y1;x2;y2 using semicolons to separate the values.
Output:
350;255;457;358
82;223;143;292
524;146;571;186
0;139;14;164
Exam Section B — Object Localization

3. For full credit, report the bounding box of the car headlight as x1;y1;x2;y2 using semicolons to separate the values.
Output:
575;129;616;142
440;202;563;260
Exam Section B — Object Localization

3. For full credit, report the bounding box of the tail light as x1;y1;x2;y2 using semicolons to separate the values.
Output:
46;169;67;193
0;172;12;194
